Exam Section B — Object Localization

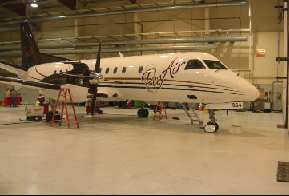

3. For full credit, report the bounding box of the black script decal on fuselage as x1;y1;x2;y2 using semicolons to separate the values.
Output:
141;57;186;92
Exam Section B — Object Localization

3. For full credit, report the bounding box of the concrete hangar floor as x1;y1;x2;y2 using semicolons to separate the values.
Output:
0;105;288;195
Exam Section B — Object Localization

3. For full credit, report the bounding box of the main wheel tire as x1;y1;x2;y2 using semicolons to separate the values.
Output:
137;109;143;117
26;116;31;121
31;116;35;121
143;109;149;117
215;123;219;132
38;117;42;121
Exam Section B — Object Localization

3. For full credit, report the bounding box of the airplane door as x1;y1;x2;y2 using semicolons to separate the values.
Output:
143;64;157;93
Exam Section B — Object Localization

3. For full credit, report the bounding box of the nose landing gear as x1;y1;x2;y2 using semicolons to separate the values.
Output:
204;109;219;133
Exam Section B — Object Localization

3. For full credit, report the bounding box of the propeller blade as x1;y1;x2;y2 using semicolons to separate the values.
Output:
95;41;102;73
90;85;98;116
91;41;101;116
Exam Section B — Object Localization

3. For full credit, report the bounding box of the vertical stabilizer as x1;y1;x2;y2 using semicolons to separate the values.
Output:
21;21;40;70
20;21;69;71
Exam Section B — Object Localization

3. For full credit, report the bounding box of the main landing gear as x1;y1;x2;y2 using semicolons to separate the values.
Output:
137;109;149;117
204;109;219;133
137;101;149;117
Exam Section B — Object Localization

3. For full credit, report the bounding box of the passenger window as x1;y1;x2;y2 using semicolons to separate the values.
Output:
122;67;127;73
139;66;143;73
113;67;118;74
184;60;206;70
105;68;109;74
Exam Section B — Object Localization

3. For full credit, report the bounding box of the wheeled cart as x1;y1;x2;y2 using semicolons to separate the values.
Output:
25;105;44;121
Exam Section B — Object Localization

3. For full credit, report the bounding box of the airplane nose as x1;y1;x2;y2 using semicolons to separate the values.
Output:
252;86;260;100
238;78;260;101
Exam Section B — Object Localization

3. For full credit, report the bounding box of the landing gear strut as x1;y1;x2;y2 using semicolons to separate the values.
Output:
204;109;219;133
137;101;149;117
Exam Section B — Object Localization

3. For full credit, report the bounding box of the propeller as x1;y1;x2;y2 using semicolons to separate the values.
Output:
90;41;102;116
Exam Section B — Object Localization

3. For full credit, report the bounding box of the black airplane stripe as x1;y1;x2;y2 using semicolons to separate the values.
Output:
97;84;244;94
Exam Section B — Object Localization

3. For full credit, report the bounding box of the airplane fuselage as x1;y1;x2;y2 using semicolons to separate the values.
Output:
25;52;259;103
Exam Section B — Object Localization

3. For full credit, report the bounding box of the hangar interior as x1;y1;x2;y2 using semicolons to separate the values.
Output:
0;0;288;195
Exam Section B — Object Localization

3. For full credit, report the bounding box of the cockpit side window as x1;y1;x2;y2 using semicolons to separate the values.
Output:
203;60;227;69
184;60;206;70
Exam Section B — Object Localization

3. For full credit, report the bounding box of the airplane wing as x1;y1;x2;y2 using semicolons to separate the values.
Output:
0;61;27;79
0;76;61;90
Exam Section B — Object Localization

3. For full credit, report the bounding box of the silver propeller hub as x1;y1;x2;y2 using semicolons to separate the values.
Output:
89;72;104;85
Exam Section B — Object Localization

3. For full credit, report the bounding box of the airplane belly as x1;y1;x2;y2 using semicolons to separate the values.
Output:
104;87;203;103
41;85;89;103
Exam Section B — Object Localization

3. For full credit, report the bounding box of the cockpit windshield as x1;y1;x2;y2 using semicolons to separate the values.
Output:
203;60;227;69
184;60;206;70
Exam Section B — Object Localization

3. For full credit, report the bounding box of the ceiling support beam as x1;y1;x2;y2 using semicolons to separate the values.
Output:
0;0;16;4
0;36;247;51
1;3;26;16
0;0;246;26
0;44;218;57
57;0;76;10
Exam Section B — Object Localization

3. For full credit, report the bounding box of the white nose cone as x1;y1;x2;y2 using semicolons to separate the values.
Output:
238;78;259;101
251;86;260;101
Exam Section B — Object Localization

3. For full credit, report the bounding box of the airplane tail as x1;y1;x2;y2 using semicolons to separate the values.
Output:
20;21;69;71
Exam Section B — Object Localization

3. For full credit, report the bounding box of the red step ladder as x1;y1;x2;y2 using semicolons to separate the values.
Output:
153;101;167;121
50;89;79;129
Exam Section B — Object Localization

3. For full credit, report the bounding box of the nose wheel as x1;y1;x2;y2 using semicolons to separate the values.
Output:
205;121;219;133
204;109;219;133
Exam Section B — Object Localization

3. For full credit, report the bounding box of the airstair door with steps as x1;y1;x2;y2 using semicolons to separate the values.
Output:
181;103;200;124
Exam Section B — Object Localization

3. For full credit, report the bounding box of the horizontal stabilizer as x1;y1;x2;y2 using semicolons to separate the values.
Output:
0;61;27;79
0;76;61;90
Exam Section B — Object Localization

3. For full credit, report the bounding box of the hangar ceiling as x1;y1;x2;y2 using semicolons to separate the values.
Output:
0;0;250;58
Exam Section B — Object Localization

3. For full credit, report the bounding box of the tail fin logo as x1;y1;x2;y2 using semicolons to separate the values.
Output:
21;27;38;58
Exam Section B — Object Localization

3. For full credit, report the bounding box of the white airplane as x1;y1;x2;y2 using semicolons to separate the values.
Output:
0;21;259;132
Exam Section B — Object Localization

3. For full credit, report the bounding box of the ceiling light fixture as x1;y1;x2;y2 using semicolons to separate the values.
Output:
31;3;38;8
